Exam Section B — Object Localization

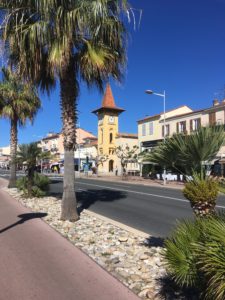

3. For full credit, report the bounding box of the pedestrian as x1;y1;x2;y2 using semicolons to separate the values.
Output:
115;166;118;176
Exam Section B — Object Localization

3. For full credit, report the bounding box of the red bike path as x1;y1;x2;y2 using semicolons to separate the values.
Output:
0;179;139;300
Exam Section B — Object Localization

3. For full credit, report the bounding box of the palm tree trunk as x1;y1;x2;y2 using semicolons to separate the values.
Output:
60;58;79;222
8;117;17;188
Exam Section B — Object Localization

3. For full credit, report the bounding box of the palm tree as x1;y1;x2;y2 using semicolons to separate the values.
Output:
17;143;42;196
0;67;41;188
143;126;225;176
0;0;129;221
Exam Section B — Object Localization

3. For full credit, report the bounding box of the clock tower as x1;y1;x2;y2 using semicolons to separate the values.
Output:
92;83;125;174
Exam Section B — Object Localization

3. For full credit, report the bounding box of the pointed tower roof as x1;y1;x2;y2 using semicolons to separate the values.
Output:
92;83;125;115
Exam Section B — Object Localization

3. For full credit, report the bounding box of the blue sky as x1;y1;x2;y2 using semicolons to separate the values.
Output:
1;0;225;146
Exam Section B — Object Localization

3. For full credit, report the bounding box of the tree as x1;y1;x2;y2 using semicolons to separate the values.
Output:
17;143;42;196
93;154;109;174
1;0;129;221
0;67;41;188
143;126;225;177
115;145;139;176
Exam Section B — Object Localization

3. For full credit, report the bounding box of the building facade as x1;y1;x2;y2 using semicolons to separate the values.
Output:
92;84;139;176
38;129;97;170
138;99;225;175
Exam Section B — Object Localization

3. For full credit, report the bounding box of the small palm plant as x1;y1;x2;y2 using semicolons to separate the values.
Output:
164;213;225;300
183;173;219;217
17;143;42;197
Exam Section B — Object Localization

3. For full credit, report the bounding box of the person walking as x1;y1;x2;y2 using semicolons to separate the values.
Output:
115;166;118;176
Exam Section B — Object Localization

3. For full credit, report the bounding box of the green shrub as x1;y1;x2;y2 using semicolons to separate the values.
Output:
164;220;202;288
16;176;28;193
183;175;218;216
33;172;50;191
164;214;225;300
16;173;50;197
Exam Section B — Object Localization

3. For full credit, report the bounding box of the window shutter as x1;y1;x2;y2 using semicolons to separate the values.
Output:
198;118;201;128
183;121;186;133
162;125;164;137
190;120;193;132
168;125;170;136
176;122;179;133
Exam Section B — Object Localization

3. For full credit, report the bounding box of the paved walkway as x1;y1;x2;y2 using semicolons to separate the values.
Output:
0;179;139;300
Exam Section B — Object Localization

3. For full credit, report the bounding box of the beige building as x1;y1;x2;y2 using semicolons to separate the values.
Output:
92;84;139;176
38;129;97;169
0;145;10;168
138;99;225;176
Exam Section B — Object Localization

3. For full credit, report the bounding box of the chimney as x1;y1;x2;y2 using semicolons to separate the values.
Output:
213;99;219;106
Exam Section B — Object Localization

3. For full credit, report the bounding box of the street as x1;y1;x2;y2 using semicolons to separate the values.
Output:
1;170;225;237
49;177;225;237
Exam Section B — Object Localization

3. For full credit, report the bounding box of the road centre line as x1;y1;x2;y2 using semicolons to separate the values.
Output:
77;182;225;209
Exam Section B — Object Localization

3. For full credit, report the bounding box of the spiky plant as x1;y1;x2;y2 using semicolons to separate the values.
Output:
195;214;225;300
17;143;42;197
183;173;219;217
143;125;225;176
1;0;129;221
164;220;202;288
0;67;41;188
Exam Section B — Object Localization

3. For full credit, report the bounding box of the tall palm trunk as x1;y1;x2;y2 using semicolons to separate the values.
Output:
60;58;79;221
8;116;17;188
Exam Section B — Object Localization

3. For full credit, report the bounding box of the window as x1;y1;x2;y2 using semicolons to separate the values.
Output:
190;118;201;131
149;122;154;135
177;121;186;133
109;132;113;143
142;124;146;136
109;148;115;155
209;112;216;125
101;129;103;144
162;124;170;137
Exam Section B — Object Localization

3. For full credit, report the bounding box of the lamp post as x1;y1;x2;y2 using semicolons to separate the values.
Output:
76;122;81;178
145;89;166;185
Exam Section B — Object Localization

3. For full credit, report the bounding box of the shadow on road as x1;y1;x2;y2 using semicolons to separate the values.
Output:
0;212;48;234
77;189;127;213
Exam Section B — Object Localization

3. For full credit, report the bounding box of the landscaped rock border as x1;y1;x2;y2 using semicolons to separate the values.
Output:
4;187;167;300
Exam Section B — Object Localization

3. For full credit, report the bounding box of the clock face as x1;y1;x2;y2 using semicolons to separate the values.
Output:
109;116;115;123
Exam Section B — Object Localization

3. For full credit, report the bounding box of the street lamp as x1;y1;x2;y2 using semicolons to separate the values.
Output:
76;122;81;178
145;89;166;185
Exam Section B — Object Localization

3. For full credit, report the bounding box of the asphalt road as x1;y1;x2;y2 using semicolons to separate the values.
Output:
49;177;225;238
2;170;225;238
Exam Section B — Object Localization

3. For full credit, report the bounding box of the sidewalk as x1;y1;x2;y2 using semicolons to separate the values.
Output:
0;179;139;300
78;174;184;190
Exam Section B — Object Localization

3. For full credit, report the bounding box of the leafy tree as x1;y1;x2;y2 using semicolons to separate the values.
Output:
0;67;41;188
115;145;138;176
93;154;109;174
17;143;42;196
1;0;129;221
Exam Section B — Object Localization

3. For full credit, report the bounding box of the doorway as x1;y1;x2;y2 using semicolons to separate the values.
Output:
109;160;114;172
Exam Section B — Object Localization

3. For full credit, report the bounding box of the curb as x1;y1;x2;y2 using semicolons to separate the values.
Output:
84;209;150;238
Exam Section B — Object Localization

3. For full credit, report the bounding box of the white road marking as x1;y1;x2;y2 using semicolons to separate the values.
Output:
77;182;225;209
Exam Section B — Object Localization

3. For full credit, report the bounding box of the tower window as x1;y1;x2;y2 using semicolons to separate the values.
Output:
101;129;103;144
109;133;113;143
